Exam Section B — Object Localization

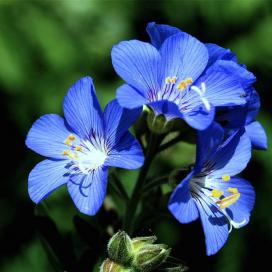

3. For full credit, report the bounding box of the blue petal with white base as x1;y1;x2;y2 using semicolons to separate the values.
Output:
169;123;255;255
26;76;144;216
112;24;248;130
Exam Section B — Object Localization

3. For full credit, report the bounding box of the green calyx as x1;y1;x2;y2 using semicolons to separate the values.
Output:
100;259;135;272
105;231;172;271
132;244;171;272
107;231;133;265
145;106;173;135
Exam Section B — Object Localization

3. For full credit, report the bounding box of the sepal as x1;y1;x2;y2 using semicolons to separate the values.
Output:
107;231;133;265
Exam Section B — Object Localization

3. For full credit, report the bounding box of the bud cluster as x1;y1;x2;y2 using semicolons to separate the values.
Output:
100;231;176;272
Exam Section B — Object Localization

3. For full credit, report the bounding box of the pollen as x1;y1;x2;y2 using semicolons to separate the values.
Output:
222;174;230;182
64;139;72;146
177;77;193;90
211;189;224;198
165;76;177;84
217;192;240;209
62;150;78;160
228;187;239;194
68;134;76;141
75;145;83;151
64;134;76;146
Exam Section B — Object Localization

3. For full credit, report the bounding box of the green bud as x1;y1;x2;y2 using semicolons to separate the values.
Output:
131;236;157;252
133;244;171;271
100;259;134;272
107;231;133;265
100;259;122;272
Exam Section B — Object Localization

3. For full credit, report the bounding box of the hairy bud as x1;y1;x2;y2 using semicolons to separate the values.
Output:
107;231;133;265
133;244;171;271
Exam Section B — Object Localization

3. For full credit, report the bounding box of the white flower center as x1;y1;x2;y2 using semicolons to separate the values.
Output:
62;134;108;175
76;140;107;174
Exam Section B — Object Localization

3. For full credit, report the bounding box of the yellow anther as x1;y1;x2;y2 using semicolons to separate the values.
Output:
165;76;177;84
222;174;230;182
62;150;78;160
63;150;70;156
217;193;240;209
68;134;76;141
64;134;76;146
75;146;83;151
211;189;224;198
177;77;193;90
228;187;239;194
64;139;72;146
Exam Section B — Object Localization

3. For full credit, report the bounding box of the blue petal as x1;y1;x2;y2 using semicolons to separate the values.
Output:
146;22;181;49
245;88;260;123
215;177;255;228
212;131;252;177
207;60;256;89
216;106;247;129
112;40;161;95
183;104;215;131
197;70;246;107
25;114;77;159
206;43;237;67
67;167;108;215
195;122;224;171
246;121;268;150
148;100;182;121
103;99;141;147
116;84;147;109
168;171;199;223
63;76;103;139
106;132;144;169
195;198;229;256
160;33;208;82
28;159;69;203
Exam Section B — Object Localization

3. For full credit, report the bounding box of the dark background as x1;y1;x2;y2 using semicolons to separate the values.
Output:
0;0;271;271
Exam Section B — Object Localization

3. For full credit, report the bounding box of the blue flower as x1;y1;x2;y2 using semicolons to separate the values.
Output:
168;122;255;255
26;76;144;215
217;87;267;150
112;23;248;130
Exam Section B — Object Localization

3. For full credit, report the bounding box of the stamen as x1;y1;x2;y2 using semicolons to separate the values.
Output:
177;77;193;90
211;189;224;198
165;76;177;84
222;174;230;182
75;146;83;151
228;187;238;194
217;192;240;209
68;134;76;141
62;150;78;160
64;134;76;146
64;139;72;146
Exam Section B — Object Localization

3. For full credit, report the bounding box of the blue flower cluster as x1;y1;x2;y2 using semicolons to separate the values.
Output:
26;22;267;255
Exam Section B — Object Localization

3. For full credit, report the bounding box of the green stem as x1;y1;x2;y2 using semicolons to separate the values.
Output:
158;133;183;153
109;172;129;201
143;175;169;193
122;133;162;234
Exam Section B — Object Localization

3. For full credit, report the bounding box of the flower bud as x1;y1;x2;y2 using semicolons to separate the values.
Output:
100;259;122;272
131;235;157;252
100;259;133;272
107;231;133;265
133;244;171;271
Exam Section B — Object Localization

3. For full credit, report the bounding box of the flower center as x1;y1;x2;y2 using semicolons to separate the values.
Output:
62;134;108;174
190;176;241;210
161;76;211;112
